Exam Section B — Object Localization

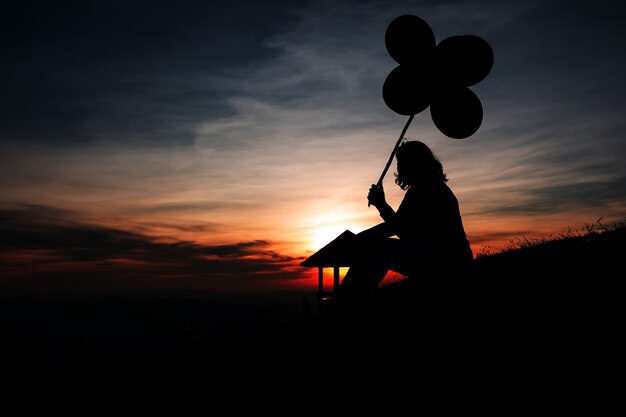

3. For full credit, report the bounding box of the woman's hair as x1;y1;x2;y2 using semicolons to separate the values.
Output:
394;140;448;189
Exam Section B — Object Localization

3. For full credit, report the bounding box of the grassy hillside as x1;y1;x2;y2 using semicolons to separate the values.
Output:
472;217;625;278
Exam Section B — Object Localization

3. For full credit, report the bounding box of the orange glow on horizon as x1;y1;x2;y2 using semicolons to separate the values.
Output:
303;211;362;252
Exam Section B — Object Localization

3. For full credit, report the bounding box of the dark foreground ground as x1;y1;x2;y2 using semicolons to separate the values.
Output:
1;226;623;387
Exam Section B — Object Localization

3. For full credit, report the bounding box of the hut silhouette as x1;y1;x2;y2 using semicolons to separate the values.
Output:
300;230;356;306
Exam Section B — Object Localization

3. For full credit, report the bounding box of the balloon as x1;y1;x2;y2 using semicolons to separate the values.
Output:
435;35;494;87
382;65;434;116
430;87;483;139
385;14;436;66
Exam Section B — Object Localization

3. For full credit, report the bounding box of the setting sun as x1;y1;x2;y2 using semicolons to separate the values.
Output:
306;212;356;251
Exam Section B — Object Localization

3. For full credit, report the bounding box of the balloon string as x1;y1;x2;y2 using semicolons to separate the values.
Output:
369;113;415;207
377;113;415;186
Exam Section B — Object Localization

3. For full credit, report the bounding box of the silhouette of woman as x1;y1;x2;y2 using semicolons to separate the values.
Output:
337;140;473;298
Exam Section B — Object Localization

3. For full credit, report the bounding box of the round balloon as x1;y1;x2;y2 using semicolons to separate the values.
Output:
382;65;434;116
385;14;436;66
430;87;483;139
435;35;494;87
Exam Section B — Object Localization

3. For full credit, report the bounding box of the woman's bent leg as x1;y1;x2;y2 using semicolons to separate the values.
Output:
337;262;388;298
335;236;397;300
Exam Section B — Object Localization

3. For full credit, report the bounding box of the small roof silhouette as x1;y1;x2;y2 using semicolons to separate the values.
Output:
300;230;356;267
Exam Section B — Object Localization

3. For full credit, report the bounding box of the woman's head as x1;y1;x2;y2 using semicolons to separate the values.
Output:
394;140;447;189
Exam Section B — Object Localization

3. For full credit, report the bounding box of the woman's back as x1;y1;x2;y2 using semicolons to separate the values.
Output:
396;182;473;274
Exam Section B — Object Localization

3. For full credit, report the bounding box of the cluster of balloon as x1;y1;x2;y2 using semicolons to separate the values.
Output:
369;15;493;204
382;14;494;139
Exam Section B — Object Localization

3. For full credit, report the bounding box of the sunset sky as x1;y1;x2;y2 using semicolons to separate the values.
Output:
1;0;625;300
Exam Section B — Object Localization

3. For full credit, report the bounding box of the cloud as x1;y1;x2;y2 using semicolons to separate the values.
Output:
0;0;302;145
131;221;217;234
130;201;258;215
0;204;309;297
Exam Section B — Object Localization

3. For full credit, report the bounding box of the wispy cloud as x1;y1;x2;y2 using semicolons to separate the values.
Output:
0;204;309;297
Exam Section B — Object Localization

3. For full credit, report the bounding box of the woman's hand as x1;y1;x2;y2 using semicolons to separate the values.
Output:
367;184;386;208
